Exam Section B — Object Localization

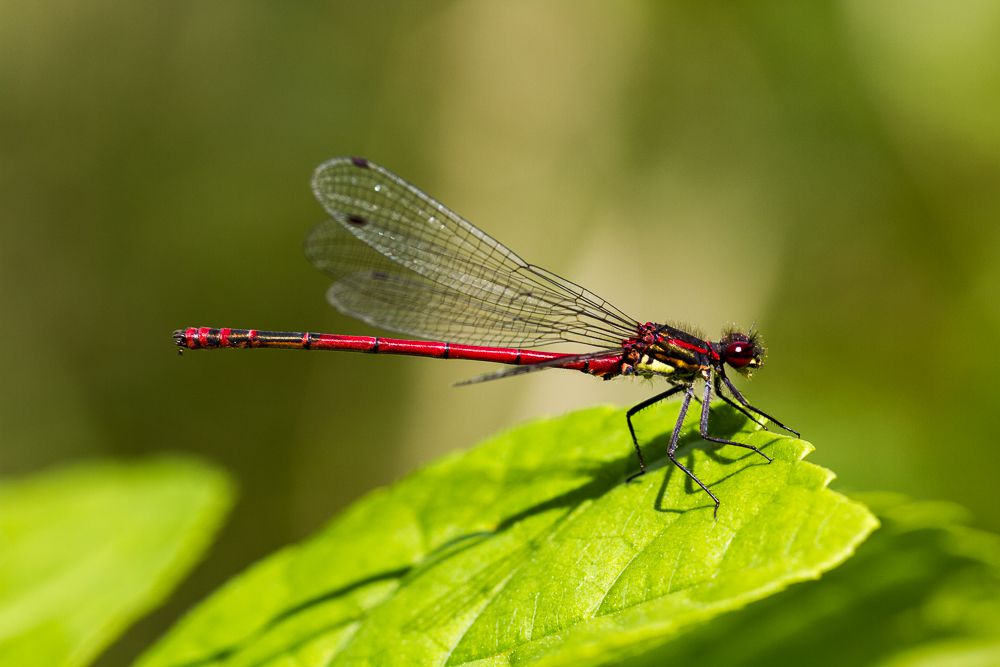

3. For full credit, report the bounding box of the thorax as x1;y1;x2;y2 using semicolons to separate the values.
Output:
625;329;713;380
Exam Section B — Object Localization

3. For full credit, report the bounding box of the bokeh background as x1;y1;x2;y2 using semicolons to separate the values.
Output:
3;1;999;663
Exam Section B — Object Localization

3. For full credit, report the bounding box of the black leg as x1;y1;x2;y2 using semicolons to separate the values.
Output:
713;374;769;430
626;384;685;474
667;385;721;517
700;372;772;463
721;372;800;438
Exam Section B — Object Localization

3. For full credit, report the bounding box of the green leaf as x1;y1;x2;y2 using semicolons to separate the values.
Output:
0;457;234;667
137;403;876;667
612;493;1000;666
880;640;1000;667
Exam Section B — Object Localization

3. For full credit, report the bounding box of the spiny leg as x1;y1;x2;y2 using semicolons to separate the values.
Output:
626;384;686;475
719;372;800;438
700;371;772;463
666;385;721;517
713;374;769;431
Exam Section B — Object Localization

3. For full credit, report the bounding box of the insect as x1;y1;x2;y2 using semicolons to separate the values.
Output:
175;157;798;515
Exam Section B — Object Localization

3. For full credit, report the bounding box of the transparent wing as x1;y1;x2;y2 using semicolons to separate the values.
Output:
306;221;616;347
305;157;639;349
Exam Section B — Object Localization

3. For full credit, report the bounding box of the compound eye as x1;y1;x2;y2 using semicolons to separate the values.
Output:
724;340;755;368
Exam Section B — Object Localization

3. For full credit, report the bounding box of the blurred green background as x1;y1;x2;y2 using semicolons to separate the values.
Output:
2;1;999;662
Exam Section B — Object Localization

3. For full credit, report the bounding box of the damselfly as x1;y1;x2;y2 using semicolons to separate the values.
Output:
175;157;799;515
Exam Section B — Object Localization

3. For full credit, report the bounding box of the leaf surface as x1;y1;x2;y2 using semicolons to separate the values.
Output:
0;458;233;667
137;403;876;666
615;493;1000;666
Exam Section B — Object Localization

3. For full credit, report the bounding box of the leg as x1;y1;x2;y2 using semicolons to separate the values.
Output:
626;384;686;474
714;375;769;430
720;372;800;438
700;373;772;462
666;385;721;517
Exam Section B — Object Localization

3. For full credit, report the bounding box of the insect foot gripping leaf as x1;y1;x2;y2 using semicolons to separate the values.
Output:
137;403;877;667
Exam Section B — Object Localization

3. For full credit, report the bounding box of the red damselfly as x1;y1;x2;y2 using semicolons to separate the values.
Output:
175;157;799;515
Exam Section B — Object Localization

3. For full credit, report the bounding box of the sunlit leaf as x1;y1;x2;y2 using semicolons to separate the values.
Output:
138;403;875;666
615;494;1000;666
0;458;233;667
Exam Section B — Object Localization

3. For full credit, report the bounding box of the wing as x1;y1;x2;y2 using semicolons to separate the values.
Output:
305;157;639;349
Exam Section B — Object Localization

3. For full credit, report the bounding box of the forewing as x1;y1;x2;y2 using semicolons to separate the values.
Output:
306;157;638;348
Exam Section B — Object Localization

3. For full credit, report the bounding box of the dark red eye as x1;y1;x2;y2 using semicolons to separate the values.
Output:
724;340;754;368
